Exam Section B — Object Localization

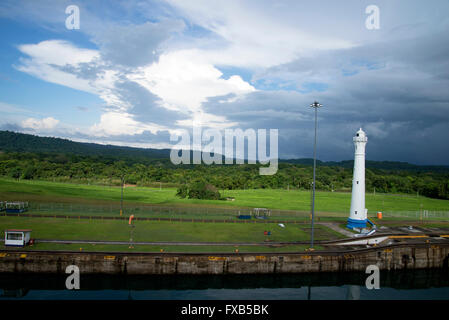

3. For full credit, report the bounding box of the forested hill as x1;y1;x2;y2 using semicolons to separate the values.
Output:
1;130;448;172
281;159;449;173
0;130;171;161
1;130;448;199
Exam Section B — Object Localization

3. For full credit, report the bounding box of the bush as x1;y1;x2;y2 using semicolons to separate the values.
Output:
21;165;36;180
176;184;188;198
176;181;221;200
9;167;21;179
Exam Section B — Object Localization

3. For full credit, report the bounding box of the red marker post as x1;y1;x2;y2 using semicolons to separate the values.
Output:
129;215;135;248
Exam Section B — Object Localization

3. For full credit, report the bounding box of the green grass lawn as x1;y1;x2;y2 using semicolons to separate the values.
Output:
2;178;447;254
1;178;448;215
3;242;320;253
0;216;344;243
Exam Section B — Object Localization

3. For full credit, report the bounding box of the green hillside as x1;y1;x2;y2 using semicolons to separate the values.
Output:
1;178;448;214
0;130;171;161
2;130;449;171
1;130;448;200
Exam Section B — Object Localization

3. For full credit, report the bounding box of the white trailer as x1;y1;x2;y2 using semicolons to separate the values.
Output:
4;229;32;247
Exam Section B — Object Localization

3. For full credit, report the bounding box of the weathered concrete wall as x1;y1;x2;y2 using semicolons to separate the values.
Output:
1;243;448;275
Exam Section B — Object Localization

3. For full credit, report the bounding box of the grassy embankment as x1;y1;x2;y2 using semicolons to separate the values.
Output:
1;178;448;215
1;178;448;252
0;216;334;252
3;242;320;253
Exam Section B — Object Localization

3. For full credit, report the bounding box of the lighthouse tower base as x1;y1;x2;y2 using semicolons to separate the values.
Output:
346;218;367;230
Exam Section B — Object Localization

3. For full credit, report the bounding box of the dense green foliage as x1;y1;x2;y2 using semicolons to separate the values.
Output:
283;158;449;172
0;130;448;200
0;130;171;161
177;180;221;200
2;178;449;213
0;150;448;200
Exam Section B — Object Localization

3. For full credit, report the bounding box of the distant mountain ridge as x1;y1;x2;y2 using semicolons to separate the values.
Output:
0;130;171;160
280;158;449;172
1;130;448;172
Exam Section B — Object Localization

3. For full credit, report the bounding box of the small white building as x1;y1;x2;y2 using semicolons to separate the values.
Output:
5;201;28;213
253;208;271;219
4;229;32;247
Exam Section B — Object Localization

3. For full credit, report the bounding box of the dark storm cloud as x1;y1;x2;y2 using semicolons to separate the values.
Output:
4;0;449;165
92;20;185;68
113;80;188;126
59;61;105;81
0;123;22;131
203;29;449;165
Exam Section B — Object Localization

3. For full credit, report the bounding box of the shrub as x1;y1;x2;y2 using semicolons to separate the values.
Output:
176;184;188;198
176;181;221;200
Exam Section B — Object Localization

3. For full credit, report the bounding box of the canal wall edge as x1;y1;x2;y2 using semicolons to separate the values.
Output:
1;243;448;275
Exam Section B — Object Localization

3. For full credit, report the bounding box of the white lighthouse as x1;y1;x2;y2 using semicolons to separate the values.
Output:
347;128;369;230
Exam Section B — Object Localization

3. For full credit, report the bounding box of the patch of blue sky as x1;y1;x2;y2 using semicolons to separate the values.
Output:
216;66;254;84
0;17;97;51
249;77;299;91
350;59;385;70
298;82;329;93
341;60;385;77
365;61;385;70
342;69;359;77
82;0;167;26
184;23;215;38
0;68;103;126
0;18;102;126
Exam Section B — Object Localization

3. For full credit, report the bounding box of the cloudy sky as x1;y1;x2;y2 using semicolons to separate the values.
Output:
1;0;448;165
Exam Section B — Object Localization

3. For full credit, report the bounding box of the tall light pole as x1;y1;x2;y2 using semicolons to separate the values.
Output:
309;101;322;248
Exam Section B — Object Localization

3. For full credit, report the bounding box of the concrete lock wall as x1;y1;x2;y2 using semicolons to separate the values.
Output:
0;244;448;275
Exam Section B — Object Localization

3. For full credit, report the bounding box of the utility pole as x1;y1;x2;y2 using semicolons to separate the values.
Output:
120;175;125;216
309;101;322;248
420;203;423;223
310;181;314;219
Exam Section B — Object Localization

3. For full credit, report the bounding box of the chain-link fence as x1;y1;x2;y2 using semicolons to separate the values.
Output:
3;202;448;222
16;202;313;221
381;210;449;220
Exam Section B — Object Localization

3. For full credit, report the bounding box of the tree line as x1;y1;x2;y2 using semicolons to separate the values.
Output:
0;151;448;200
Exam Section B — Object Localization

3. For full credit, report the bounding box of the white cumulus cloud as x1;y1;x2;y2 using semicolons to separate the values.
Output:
128;49;256;113
21;117;59;130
